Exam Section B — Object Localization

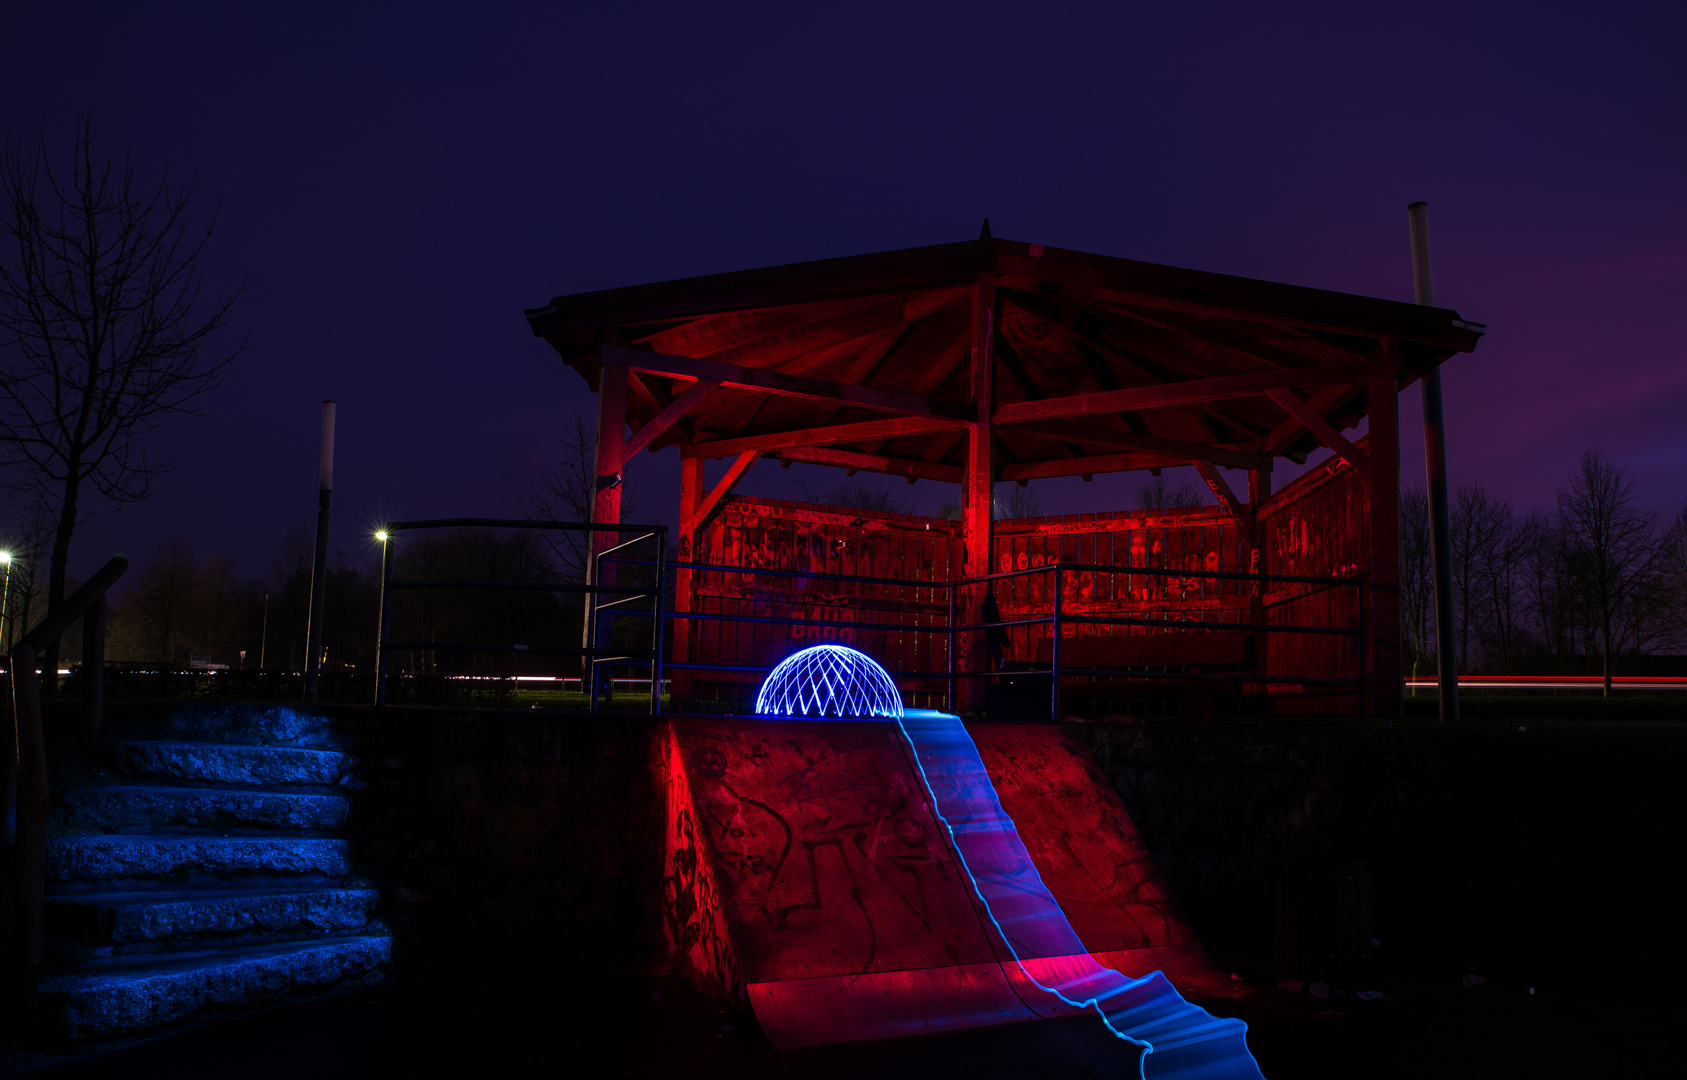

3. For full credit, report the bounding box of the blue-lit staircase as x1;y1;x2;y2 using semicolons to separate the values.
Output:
29;708;390;1044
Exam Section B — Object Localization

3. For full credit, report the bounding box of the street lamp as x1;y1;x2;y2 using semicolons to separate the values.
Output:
0;550;12;658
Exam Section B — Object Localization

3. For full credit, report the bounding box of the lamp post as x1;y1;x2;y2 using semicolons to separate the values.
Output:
304;401;336;701
1;551;12;661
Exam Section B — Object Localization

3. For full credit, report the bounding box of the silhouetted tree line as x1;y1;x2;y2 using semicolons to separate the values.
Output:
1401;449;1687;683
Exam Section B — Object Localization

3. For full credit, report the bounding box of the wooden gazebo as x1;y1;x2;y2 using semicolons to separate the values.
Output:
525;229;1482;716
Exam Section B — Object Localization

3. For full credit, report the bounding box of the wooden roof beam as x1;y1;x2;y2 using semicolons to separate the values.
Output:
1193;460;1257;547
1108;304;1337;372
775;447;963;484
1264;388;1366;469
694;451;761;538
621;379;721;467
601;343;969;420
1009;419;1272;470
1262;384;1356;456
992;359;1396;424
684;414;965;458
1000;451;1178;482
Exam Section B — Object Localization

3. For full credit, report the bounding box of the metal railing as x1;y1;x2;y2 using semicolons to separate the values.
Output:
606;553;1368;720
374;518;666;708
366;515;1367;721
6;553;129;969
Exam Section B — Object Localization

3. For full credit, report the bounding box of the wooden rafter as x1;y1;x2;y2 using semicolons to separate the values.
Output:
992;359;1396;424
1264;388;1366;468
694;451;761;538
601;343;969;420
620;379;721;467
1000;451;1179;482
684;414;964;459
775;447;963;484
1261;385;1354;455
1193;460;1257;547
1108;304;1329;373
1009;420;1271;470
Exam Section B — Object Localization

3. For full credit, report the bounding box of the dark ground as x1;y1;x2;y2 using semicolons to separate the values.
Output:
12;962;1681;1080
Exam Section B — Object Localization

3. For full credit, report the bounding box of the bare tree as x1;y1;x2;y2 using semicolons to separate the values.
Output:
798;477;909;516
1136;473;1204;511
1399;484;1433;679
122;539;198;664
519;414;640;583
0;117;240;675
1480;504;1535;670
994;482;1043;521
1556;449;1659;695
1449;481;1510;672
1664;502;1687;646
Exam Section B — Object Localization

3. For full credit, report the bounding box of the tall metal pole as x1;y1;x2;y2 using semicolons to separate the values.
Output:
1409;202;1460;723
258;594;269;670
303;401;336;702
1;554;12;657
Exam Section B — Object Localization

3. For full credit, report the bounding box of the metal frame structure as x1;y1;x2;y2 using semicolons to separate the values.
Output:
373;517;666;708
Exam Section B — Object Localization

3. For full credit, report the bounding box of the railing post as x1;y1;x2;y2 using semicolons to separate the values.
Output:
81;593;107;740
11;641;46;967
588;550;601;713
1356;578;1367;723
652;534;666;717
946;582;957;714
1050;563;1063;723
374;533;394;706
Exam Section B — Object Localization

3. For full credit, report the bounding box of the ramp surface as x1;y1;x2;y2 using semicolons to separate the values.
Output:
662;714;1254;1074
901;710;1265;1079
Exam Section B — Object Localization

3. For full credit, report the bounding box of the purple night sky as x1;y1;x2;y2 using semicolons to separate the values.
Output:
3;2;1683;587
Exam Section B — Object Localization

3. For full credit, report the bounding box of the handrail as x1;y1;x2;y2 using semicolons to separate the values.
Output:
374;521;666;706
7;553;129;970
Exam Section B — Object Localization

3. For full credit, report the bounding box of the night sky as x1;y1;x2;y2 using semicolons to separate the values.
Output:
3;2;1683;587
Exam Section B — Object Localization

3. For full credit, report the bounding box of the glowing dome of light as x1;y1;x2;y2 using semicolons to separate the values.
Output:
754;645;904;720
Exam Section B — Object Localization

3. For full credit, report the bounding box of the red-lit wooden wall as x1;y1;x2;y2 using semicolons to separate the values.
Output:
679;497;1258;704
1257;438;1372;714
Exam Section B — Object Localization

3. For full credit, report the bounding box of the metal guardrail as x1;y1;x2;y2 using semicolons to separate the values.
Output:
374;519;666;708
6;553;129;970
369;517;1365;723
612;553;1368;721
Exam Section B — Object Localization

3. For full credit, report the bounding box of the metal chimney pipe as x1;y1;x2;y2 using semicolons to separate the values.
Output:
303;401;336;701
1409;203;1460;723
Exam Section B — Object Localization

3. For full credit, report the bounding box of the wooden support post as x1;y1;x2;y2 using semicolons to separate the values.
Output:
1369;374;1402;718
586;345;628;693
961;275;996;714
673;456;705;706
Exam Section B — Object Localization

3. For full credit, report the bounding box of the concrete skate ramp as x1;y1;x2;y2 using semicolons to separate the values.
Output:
661;718;1230;1048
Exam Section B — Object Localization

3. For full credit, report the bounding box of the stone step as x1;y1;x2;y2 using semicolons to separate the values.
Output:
118;741;349;786
63;786;348;832
48;836;352;882
48;886;380;943
159;702;338;748
30;934;391;1041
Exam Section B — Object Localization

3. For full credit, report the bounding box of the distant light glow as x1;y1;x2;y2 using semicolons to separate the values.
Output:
754;645;903;720
374;531;388;543
0;551;10;564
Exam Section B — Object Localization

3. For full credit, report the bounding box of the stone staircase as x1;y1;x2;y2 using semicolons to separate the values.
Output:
28;707;390;1045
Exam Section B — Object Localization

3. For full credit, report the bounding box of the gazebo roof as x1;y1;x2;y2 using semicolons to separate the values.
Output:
524;234;1483;483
